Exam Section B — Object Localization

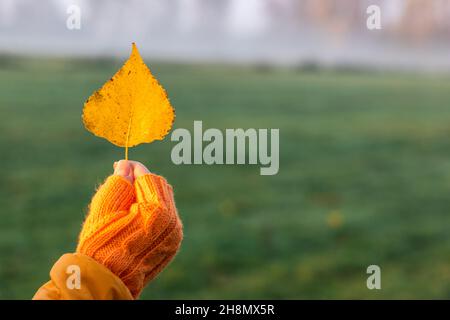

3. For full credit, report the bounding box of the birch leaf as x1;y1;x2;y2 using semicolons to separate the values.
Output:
82;43;174;159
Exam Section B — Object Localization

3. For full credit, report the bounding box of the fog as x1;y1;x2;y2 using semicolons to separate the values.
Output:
0;0;449;71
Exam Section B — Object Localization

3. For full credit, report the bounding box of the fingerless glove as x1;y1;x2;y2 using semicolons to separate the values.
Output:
76;173;183;298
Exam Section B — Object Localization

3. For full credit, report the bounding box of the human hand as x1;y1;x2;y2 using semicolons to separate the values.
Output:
77;161;183;298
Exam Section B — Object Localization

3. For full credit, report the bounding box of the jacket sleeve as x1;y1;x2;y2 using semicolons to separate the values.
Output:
33;253;133;300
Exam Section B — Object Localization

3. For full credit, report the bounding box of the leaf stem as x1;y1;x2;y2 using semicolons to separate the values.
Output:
125;116;133;160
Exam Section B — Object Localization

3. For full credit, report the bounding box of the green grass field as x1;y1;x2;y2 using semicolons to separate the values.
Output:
2;57;450;299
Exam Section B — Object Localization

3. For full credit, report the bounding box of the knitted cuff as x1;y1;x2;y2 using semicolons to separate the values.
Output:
90;175;135;216
134;174;173;206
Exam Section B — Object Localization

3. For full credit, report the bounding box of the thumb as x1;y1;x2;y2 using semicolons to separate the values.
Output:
114;160;134;183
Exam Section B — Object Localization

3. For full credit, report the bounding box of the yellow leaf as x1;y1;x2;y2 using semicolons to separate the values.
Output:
82;43;174;159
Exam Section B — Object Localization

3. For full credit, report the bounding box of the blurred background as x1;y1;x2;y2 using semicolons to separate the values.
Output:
1;0;450;299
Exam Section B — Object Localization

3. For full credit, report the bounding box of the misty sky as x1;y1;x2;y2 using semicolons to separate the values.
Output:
0;0;449;71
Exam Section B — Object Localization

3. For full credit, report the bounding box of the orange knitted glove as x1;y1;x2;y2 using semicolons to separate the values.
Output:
76;161;183;298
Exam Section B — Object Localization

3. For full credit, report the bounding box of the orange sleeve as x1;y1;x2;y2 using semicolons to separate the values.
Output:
33;253;133;300
77;175;136;245
35;173;182;300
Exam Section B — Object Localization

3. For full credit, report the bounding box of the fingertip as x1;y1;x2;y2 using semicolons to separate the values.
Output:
132;162;151;178
114;160;134;183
